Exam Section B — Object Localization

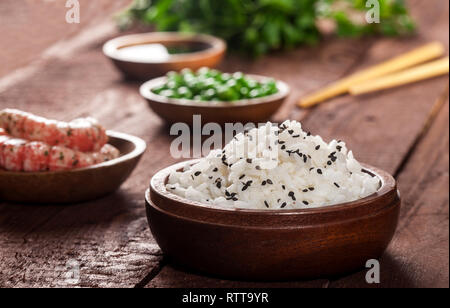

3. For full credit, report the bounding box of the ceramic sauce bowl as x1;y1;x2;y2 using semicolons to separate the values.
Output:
103;32;226;80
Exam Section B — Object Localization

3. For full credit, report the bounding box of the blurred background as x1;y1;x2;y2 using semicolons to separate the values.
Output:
0;0;420;77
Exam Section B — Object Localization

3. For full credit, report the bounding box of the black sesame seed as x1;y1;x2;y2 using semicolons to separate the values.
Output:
315;145;320;150
288;191;296;200
255;166;261;170
334;182;340;188
262;181;267;186
216;182;221;189
303;201;309;205
303;189;309;193
307;132;311;136
282;185;286;190
288;130;294;134
317;169;323;175
281;145;286;150
308;187;315;191
281;202;287;208
194;171;201;176
246;158;252;164
239;174;245;180
327;161;332;165
267;179;273;185
213;168;218;172
337;145;342;151
264;201;269;208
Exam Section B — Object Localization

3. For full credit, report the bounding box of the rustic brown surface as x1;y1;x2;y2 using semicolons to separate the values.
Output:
0;0;448;288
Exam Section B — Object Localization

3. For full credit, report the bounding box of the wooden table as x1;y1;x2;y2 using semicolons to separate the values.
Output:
0;0;448;288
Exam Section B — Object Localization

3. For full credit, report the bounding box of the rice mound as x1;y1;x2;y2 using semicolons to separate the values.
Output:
167;120;380;210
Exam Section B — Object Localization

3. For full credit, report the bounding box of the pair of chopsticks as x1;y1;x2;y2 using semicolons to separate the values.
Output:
298;42;449;108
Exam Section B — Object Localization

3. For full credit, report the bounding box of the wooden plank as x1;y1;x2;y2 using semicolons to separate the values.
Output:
329;96;449;288
0;0;447;288
0;196;162;288
0;0;131;77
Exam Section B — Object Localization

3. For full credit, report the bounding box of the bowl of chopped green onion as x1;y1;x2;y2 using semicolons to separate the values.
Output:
139;68;290;125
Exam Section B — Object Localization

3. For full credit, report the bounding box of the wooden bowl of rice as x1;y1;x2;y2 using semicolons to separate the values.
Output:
145;160;401;281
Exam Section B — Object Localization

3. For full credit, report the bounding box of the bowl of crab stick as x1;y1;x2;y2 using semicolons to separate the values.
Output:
0;109;146;203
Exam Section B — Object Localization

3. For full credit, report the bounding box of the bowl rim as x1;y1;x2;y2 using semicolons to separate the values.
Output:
149;159;397;216
139;74;291;108
0;130;147;176
102;32;226;64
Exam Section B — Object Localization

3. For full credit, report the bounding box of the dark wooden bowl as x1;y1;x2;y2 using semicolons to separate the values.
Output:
0;131;146;204
140;75;290;125
103;32;226;80
145;160;401;281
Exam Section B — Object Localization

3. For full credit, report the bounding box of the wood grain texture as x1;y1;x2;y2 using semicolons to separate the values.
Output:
329;96;449;288
0;0;132;77
0;0;448;288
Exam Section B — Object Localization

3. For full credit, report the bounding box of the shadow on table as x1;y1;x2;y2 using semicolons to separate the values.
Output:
155;251;417;288
0;190;144;236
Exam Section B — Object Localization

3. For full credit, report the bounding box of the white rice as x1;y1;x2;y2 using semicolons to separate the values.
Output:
166;120;380;210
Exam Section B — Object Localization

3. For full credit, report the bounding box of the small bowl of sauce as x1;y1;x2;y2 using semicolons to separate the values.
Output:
103;32;226;80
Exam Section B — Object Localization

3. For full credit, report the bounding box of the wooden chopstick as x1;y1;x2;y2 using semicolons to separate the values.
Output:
349;57;449;95
298;42;446;108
